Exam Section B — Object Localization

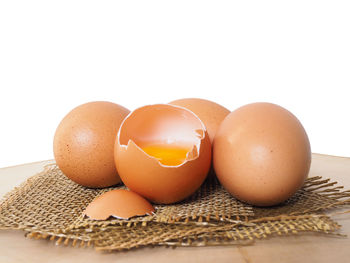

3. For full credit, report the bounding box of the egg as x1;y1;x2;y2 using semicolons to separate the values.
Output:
114;104;212;204
213;102;311;206
84;189;155;220
53;101;130;188
169;98;230;143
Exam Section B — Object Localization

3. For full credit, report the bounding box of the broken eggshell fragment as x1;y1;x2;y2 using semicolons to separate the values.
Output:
114;104;212;204
83;189;155;220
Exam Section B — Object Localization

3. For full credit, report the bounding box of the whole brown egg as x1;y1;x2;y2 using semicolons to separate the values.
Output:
169;98;230;178
53;101;130;188
169;98;230;143
213;102;311;206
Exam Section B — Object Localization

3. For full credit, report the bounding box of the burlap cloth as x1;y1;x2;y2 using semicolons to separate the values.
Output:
1;163;349;251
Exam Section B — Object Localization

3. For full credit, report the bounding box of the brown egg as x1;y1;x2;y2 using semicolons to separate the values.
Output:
213;102;311;206
114;104;212;204
53;101;130;188
169;98;230;143
84;189;155;220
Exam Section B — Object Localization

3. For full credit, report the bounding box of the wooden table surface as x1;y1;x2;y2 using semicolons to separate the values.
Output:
1;153;350;263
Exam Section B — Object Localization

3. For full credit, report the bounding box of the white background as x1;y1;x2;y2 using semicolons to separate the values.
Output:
0;0;349;168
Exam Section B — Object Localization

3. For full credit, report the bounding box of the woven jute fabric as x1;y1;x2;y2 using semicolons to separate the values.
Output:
159;215;342;249
1;163;350;251
26;215;341;251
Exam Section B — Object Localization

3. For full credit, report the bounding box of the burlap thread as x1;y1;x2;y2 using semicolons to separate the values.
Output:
1;163;349;251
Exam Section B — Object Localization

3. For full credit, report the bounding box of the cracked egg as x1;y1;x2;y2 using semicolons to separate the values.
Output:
114;104;212;204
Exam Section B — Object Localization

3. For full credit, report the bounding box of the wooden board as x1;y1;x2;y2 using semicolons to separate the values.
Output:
1;154;350;263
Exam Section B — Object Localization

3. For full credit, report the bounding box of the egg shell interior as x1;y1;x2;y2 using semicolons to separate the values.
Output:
118;104;205;163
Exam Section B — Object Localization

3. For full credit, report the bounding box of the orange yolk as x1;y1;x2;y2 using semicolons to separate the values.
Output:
142;145;190;166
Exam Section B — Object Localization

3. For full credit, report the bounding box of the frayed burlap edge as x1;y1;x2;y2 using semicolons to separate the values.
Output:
25;214;342;252
1;163;350;252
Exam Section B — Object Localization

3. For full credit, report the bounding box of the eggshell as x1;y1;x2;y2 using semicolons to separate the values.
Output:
213;102;311;206
169;98;230;143
115;104;212;204
84;189;155;220
53;101;130;188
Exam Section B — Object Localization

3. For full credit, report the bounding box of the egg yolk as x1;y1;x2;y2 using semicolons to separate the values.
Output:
142;145;189;166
